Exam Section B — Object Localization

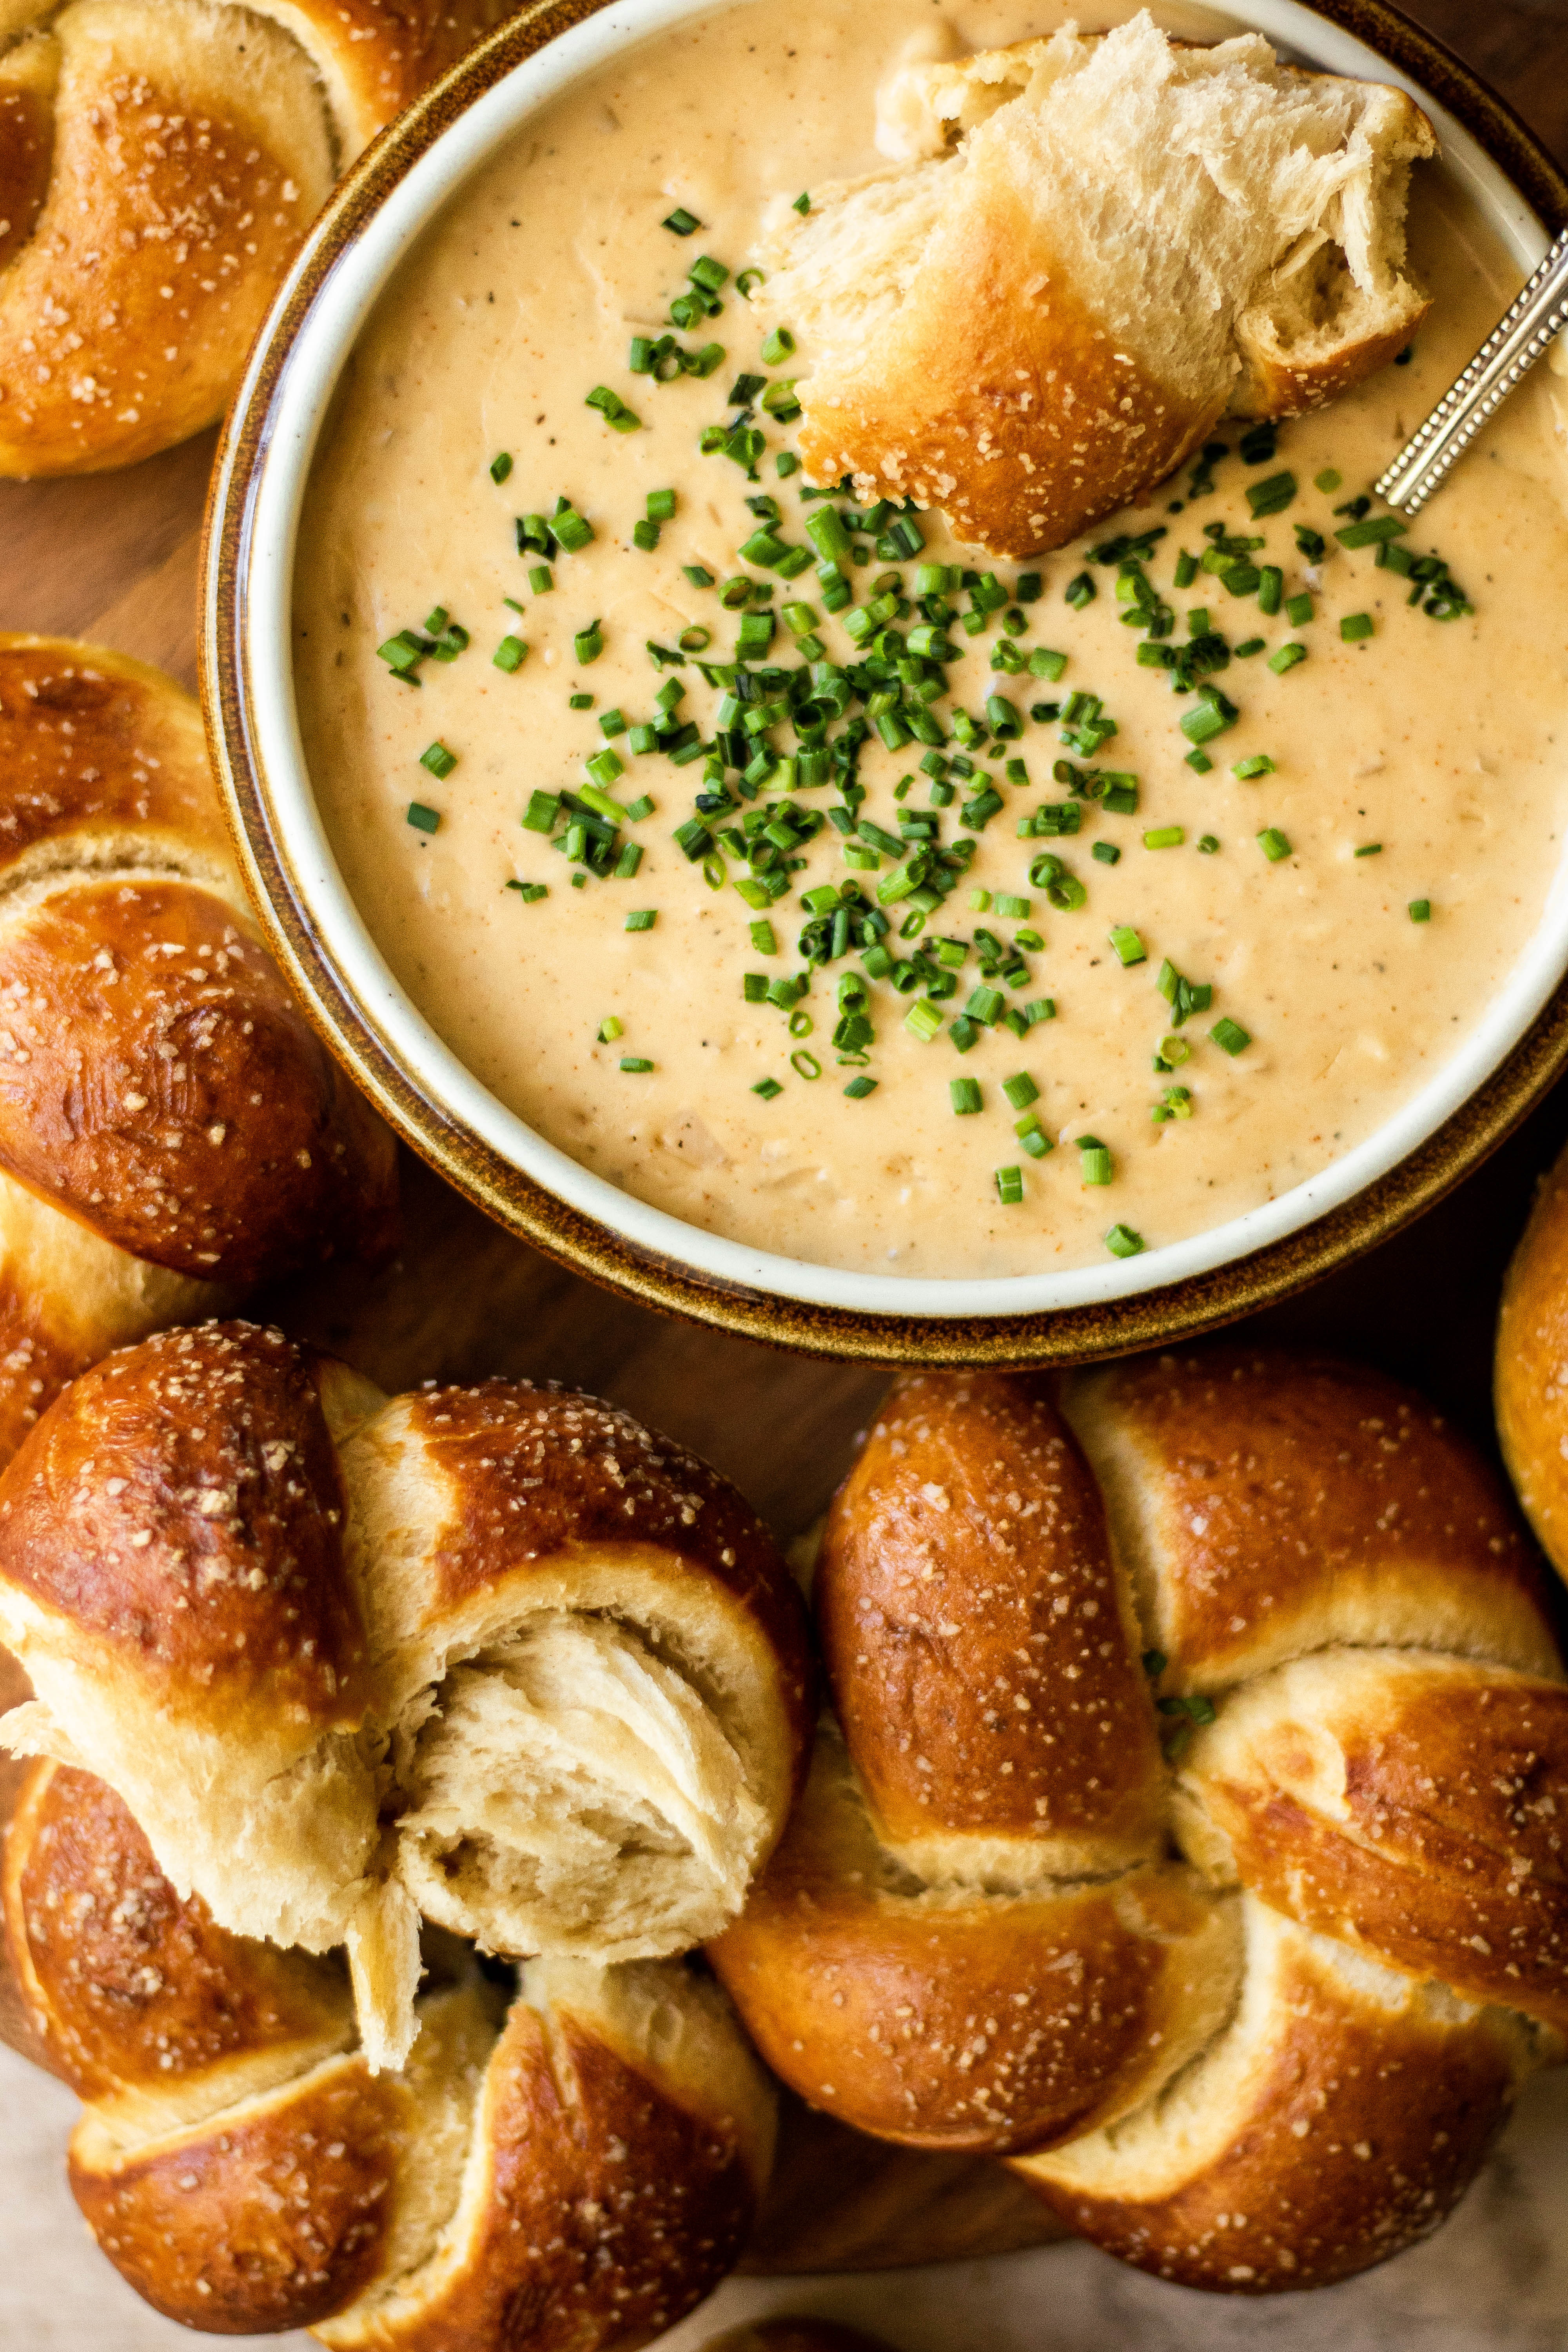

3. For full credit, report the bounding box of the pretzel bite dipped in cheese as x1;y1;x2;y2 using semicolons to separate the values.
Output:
754;14;1435;557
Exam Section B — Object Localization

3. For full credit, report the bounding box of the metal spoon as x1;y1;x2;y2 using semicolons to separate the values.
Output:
1375;225;1568;515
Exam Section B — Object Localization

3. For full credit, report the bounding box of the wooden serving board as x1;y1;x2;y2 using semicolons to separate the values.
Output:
3;0;1568;2281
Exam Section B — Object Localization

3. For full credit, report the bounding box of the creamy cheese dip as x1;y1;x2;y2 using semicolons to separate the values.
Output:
294;0;1568;1280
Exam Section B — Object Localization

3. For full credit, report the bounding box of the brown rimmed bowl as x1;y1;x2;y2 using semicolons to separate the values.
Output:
204;0;1568;1366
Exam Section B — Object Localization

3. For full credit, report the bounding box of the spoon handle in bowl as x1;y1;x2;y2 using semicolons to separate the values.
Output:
1375;225;1568;516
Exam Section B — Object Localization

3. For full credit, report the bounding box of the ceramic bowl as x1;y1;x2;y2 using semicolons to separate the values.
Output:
205;0;1568;1365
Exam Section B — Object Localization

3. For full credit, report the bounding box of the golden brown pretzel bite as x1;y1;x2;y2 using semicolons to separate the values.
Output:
0;0;518;476
0;1323;814;2073
713;1354;1567;2294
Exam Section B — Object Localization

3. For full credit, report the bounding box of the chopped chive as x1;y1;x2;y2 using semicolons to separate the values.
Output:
1314;468;1342;492
490;452;513;483
1336;515;1408;549
1143;826;1184;849
1025;998;1056;1025
1016;1116;1052;1157
1354;842;1383;857
792;191;811;214
995;1165;1024;1204
493;635;528;672
1268;641;1307;675
620;1056;654;1072
1246;471;1296;518
633;519;661;552
791;1049;822;1079
1109;926;1147;967
844;1075;878;1098
613;843;642;878
504;879;547;902
1341;612;1374;641
1065;572;1096;610
1029;647;1069;681
625;909;657;931
663;207;701;235
1174;550;1199;590
419;741;456;779
1258;565;1283;616
1258;828;1292;862
905;998;944;1042
1105;1224;1145;1258
529;564;554;594
750;920;778;953
1233;637;1266;658
1185;750;1214;773
752;1076;783;1098
1232;755;1276;780
1198;834;1220;853
574;622;604;664
597;1016;624;1043
406;802;440;834
1409;898;1432;922
1286;592;1314;626
1209;1016;1251;1055
586;385;641;432
1002;1073;1038;1111
760;326;795;365
624;794;654;823
969;889;992;913
1077;1137;1113;1185
568;692;593;710
1093;842;1121;866
951;1078;982;1115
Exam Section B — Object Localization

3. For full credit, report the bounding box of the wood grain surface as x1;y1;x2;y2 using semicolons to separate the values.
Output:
2;0;1566;2281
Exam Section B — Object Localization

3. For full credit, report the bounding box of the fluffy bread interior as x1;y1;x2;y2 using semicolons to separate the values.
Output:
394;1612;768;1962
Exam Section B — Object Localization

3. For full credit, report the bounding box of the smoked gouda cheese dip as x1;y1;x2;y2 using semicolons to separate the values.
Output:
295;0;1568;1279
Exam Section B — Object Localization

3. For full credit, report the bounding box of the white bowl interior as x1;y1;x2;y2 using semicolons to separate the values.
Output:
234;0;1562;1321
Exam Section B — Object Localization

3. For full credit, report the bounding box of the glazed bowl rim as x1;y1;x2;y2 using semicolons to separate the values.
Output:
207;0;1568;1358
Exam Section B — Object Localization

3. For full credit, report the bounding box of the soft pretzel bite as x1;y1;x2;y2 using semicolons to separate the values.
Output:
714;1352;1568;2295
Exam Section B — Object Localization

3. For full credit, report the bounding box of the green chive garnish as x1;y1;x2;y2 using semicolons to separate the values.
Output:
574;622;603;664
490;452;513;483
1341;612;1374;641
406;802;440;834
621;1056;654;1073
1286;592;1314;626
1002;1073;1038;1111
419;742;456;779
625;909;657;931
1109;926;1146;967
1232;755;1276;780
1143;826;1183;849
1354;842;1382;857
844;1076;877;1098
752;1076;783;1098
663;207;701;235
529;565;554;594
1314;468;1342;492
493;635;528;672
1246;472;1296;518
1198;834;1220;853
597;1016;624;1043
1209;1017;1251;1055
791;191;811;214
951;1078;982;1115
1077;1137;1112;1185
1268;642;1307;675
1409;898;1432;922
1258;828;1292;862
1105;1224;1145;1258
